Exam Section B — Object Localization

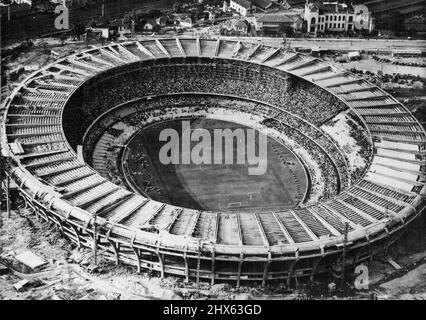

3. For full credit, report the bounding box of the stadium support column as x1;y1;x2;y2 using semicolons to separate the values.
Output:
0;155;11;218
130;234;141;273
310;255;322;282
6;171;10;219
94;214;98;266
341;222;350;289
183;244;189;283
419;212;425;250
0;155;3;214
211;248;216;285
155;242;165;279
236;251;244;288
106;227;120;265
196;241;201;291
262;251;272;288
287;253;299;288
70;224;82;248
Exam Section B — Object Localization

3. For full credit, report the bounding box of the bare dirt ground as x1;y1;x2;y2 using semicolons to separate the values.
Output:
0;209;187;300
377;263;426;300
3;39;96;79
0;209;424;300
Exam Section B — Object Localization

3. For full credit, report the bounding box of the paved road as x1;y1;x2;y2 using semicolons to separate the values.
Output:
216;36;426;52
151;33;426;52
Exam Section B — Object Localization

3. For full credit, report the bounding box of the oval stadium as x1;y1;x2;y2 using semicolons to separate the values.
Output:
1;38;425;287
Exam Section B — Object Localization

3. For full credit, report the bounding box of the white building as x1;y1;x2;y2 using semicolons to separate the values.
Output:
304;1;374;34
86;27;109;38
230;0;251;17
234;19;251;34
223;0;229;12
180;17;193;28
143;22;154;31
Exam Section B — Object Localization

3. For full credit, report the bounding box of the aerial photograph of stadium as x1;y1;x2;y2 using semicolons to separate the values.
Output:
0;0;425;306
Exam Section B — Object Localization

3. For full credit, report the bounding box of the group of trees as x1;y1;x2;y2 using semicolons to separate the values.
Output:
279;25;294;37
70;24;86;41
173;1;211;22
122;9;165;32
376;12;405;35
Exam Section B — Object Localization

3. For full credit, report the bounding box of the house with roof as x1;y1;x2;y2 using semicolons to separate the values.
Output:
85;19;111;39
180;17;193;28
234;19;251;35
304;1;374;34
251;0;281;13
155;16;169;27
292;15;304;31
172;13;194;28
284;0;306;6
255;13;295;34
142;19;162;32
109;20;132;38
85;19;131;39
142;21;154;31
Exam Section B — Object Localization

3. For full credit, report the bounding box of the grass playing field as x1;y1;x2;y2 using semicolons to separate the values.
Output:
124;118;308;212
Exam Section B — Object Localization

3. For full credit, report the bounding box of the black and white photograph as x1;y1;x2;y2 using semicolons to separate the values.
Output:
0;0;425;307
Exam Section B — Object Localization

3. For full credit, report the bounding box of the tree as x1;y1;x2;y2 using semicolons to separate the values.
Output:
59;33;67;46
378;11;404;35
71;23;86;41
173;2;182;13
86;29;93;47
301;20;308;33
147;9;162;19
279;24;294;37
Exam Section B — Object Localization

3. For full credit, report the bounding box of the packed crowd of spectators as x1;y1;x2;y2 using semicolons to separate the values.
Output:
261;119;339;200
72;60;347;134
347;116;373;182
62;59;355;203
81;93;352;203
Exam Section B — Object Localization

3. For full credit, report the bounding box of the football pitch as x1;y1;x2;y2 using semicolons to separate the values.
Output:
124;118;308;212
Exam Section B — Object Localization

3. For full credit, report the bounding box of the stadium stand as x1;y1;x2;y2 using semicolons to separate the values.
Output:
1;38;425;286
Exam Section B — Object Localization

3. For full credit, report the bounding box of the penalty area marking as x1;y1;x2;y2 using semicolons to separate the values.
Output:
222;192;266;209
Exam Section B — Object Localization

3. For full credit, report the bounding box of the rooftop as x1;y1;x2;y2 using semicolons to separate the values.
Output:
252;0;274;10
231;0;252;9
309;1;354;14
405;15;425;23
257;13;293;23
234;19;251;28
